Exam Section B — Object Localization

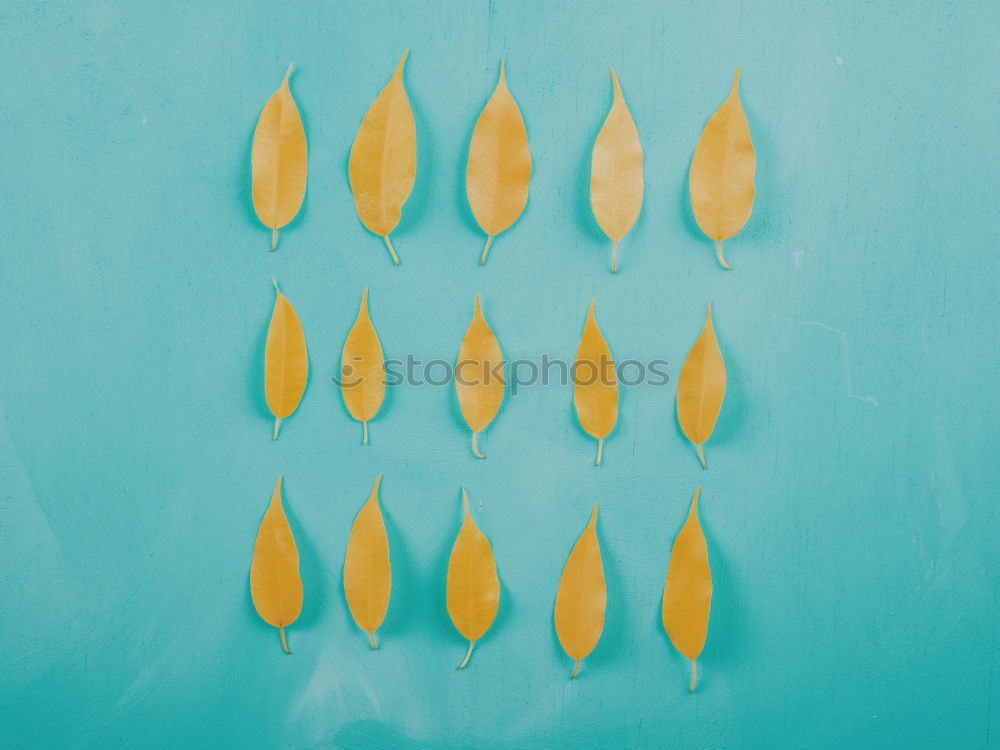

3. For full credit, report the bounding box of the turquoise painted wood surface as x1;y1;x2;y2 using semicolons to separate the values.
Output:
1;1;997;748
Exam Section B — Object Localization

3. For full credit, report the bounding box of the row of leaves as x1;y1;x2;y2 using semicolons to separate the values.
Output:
251;476;711;689
252;54;756;271
266;282;727;468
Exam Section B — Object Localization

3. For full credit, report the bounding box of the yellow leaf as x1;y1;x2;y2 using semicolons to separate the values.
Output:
466;61;532;266
447;488;500;669
590;70;644;274
265;279;308;440
250;477;303;654
343;475;391;649
573;299;618;466
341;288;385;445
348;52;416;266
554;504;606;678
689;68;756;269
252;64;308;252
662;487;713;692
455;294;505;459
676;302;726;468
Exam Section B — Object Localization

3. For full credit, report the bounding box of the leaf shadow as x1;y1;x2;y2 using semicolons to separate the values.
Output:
700;512;743;675
710;318;747;446
248;310;269;422
395;61;434;238
374;502;421;646
281;488;326;630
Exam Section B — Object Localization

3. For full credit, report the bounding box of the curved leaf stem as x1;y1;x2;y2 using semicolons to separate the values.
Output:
362;421;369;446
715;239;732;270
696;444;706;469
471;432;486;459
383;235;400;266
271;228;278;252
690;659;697;692
611;241;618;275
273;418;282;441
571;659;581;679
458;640;475;669
596;438;604;467
279;626;291;654
369;631;378;650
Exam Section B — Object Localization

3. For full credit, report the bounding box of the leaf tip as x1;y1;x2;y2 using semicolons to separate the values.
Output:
397;50;410;72
283;63;293;85
461;487;470;513
731;67;742;95
361;287;369;307
610;68;622;98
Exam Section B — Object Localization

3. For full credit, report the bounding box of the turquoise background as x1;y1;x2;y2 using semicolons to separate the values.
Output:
1;0;998;748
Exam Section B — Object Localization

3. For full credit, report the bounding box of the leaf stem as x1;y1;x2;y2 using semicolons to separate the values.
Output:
596;438;604;467
362;421;369;446
279;626;291;654
383;235;400;266
369;631;378;650
696;444;706;469
571;659;581;679
690;659;697;692
611;241;618;275
458;640;475;669
273;418;281;441
471;432;486;459
271;228;278;252
715;239;732;269
480;235;493;266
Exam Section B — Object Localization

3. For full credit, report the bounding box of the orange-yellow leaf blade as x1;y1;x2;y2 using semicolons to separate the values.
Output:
573;299;618;452
250;478;303;640
341;288;386;429
455;294;505;437
689;68;755;267
466;61;531;255
252;65;308;235
554;504;606;671
348;52;416;242
265;281;308;427
662;488;713;680
344;475;391;639
590;71;644;254
676;303;726;466
447;489;500;648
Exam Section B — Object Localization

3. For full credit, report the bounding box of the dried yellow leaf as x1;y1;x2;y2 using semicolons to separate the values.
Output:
251;64;308;252
554;504;606;679
573;299;618;466
676;303;726;468
249;477;303;654
662;487;713;692
689;68;756;269
265;280;308;440
590;70;644;274
343;475;391;649
455;294;505;459
348;52;416;266
447;488;500;669
341;288;385;445
466;61;532;266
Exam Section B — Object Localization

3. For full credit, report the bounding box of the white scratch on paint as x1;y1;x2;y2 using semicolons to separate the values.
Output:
777;317;878;406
